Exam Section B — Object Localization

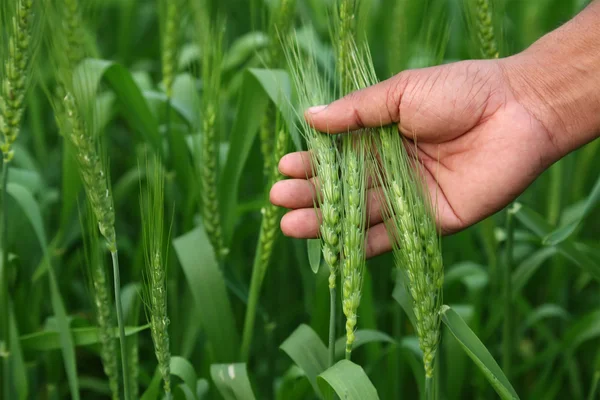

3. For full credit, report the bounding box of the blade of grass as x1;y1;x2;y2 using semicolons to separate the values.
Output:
280;324;328;397
441;305;519;399
317;360;380;400
173;226;239;362
7;182;80;400
210;363;257;400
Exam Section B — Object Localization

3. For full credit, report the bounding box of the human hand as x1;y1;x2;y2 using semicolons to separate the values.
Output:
270;2;600;258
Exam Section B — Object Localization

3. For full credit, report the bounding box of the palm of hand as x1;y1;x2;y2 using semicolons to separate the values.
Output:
271;60;555;257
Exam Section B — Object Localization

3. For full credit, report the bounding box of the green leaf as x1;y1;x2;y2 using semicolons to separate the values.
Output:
210;363;257;400
334;330;395;359
248;68;302;151
392;270;417;330
562;309;600;351
543;173;600;245
280;324;328;397
140;367;162;400
222;31;269;72
9;304;28;400
7;183;80;400
219;71;269;242
175;384;197;400
307;239;321;274
444;262;489;292
72;58;163;156
522;304;570;332
441;305;520;400
170;357;197;396
317;360;379;400
20;325;149;351
8;168;42;194
173;227;239;362
511;247;558;297
196;379;210;399
513;203;600;282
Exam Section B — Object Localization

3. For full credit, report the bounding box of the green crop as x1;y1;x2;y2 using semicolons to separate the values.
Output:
0;0;598;399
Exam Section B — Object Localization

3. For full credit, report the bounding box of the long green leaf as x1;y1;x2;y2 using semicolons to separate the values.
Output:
219;71;269;242
170;357;197;396
222;32;269;72
317;360;379;400
248;68;302;151
20;325;149;351
210;363;257;400
140;367;162;400
7;183;80;400
513;203;600;281
173;227;239;362
392;270;417;329
441;305;519;399
9;304;28;400
543;173;600;245
72;58;163;155
280;324;328;397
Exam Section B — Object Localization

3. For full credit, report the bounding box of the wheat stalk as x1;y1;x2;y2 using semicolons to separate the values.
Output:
0;1;41;393
82;210;119;400
47;0;131;395
284;36;342;367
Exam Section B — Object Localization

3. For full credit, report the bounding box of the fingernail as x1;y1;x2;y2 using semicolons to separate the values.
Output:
307;105;327;114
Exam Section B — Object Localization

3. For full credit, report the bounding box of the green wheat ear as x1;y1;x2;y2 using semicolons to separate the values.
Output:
159;0;180;98
141;156;172;396
0;0;42;162
465;0;500;59
284;34;342;366
352;39;444;380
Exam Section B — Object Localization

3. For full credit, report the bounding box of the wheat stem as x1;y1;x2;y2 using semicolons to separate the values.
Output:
111;250;130;400
503;205;516;379
1;162;9;399
91;255;119;399
328;285;337;366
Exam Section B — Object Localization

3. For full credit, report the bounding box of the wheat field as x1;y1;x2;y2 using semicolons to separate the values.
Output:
0;0;598;399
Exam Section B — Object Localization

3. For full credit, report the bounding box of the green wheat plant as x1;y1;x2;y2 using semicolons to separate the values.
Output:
333;0;371;361
240;0;297;361
141;157;172;397
284;36;342;367
340;132;369;360
0;0;43;394
348;41;445;396
46;1;130;397
82;209;119;400
193;7;228;259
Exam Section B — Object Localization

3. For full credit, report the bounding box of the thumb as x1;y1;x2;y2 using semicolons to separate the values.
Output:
304;72;407;134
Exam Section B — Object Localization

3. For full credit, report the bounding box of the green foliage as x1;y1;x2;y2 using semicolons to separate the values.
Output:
0;0;598;399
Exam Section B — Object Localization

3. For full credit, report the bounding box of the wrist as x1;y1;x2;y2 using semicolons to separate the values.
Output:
500;1;600;158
